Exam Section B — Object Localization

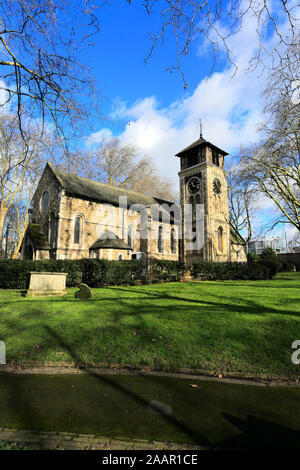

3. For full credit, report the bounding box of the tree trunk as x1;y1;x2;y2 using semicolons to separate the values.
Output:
0;207;8;258
12;223;28;259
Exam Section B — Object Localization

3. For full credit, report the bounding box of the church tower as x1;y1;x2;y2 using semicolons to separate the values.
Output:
176;129;230;264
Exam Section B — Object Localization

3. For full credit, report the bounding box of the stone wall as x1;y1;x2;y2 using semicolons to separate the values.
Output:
179;158;230;264
30;164;62;253
56;189;180;261
230;243;247;262
28;160;240;265
205;162;230;262
90;248;132;260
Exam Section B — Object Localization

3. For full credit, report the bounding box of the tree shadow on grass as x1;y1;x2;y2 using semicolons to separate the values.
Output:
218;413;300;450
2;289;300;448
42;325;209;446
3;291;299;319
1;280;299;319
109;286;300;318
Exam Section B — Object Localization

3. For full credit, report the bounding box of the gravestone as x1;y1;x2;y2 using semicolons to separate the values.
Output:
75;283;92;300
26;272;67;296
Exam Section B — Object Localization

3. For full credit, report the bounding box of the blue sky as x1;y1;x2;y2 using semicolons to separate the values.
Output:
79;2;222;110
81;1;274;155
81;2;266;169
1;0;297;242
72;0;299;242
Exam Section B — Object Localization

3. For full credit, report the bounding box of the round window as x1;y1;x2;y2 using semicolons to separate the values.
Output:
41;191;49;212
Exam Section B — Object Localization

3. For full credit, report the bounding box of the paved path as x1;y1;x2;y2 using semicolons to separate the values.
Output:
1;373;300;449
0;428;204;450
1;365;298;387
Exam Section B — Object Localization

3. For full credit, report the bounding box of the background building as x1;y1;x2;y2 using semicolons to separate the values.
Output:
248;237;282;255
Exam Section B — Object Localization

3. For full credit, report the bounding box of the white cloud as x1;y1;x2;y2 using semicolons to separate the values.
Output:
87;127;113;146
86;0;298;242
89;62;264;188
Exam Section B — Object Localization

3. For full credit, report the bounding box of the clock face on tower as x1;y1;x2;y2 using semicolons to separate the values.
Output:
213;178;222;194
188;177;201;195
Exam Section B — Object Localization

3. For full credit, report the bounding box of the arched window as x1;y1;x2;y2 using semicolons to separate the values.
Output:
49;212;56;246
74;216;81;244
158;226;164;253
170;228;176;254
118;254;123;260
41;191;49;212
218;227;223;252
212;151;220;167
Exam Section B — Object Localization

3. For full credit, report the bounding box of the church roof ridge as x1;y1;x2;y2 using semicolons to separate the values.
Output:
46;162;176;208
230;224;247;246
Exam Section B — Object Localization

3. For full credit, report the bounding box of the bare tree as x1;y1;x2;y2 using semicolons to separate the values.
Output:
238;39;300;233
227;163;256;243
73;138;177;200
0;113;47;256
0;0;99;145
140;0;299;86
288;231;300;251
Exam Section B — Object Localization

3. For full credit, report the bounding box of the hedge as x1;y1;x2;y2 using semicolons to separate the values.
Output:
149;259;186;282
0;258;184;289
81;259;149;287
0;252;277;290
191;249;282;281
191;261;270;281
0;259;83;289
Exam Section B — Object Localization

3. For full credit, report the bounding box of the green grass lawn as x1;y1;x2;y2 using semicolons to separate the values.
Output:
0;272;300;378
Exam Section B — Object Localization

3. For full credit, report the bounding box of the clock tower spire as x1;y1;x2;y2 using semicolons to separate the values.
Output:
176;132;230;264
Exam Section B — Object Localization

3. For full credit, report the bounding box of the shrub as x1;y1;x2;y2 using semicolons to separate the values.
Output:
149;259;186;282
0;253;275;290
81;259;148;287
247;252;260;264
191;260;270;281
259;248;281;278
0;259;83;289
0;258;150;289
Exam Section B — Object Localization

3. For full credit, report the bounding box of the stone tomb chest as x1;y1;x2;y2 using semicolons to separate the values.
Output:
27;272;67;297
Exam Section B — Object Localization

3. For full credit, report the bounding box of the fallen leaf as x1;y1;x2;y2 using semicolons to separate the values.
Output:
132;332;137;335
218;374;223;379
189;384;199;388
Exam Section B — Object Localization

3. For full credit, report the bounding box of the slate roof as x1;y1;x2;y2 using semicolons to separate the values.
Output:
89;231;132;250
48;163;173;208
175;138;229;157
29;224;51;250
230;225;246;246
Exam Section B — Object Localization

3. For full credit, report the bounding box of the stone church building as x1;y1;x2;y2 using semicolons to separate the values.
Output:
20;135;247;264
